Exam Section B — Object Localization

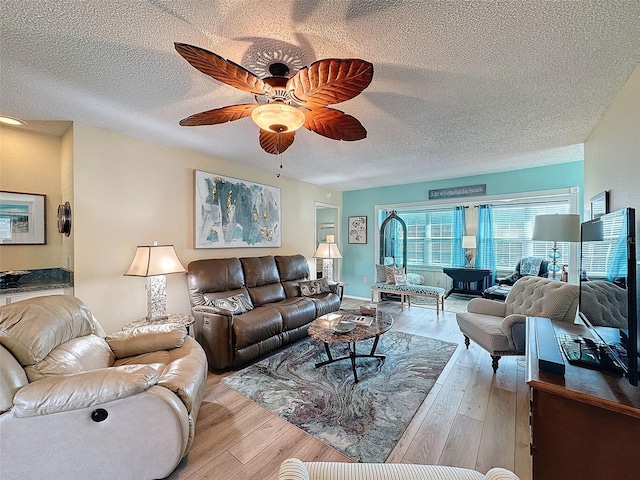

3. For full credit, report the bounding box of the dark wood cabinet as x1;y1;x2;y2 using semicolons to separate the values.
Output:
442;267;491;298
526;318;640;480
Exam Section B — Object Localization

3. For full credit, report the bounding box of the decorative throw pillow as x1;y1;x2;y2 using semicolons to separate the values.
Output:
394;274;407;285
205;294;253;315
406;272;425;285
300;278;332;296
375;264;387;284
385;266;405;284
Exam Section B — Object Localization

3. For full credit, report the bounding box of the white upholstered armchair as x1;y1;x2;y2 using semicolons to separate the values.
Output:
278;458;521;480
456;276;579;372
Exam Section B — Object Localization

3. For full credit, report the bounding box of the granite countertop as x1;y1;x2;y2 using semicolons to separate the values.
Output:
0;268;73;295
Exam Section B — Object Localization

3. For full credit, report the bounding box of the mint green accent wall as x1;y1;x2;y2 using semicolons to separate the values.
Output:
341;161;584;298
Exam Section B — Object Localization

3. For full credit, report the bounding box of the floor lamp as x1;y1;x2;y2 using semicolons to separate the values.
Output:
532;214;580;280
313;235;342;283
124;242;186;321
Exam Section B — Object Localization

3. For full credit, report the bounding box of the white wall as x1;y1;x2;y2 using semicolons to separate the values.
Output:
71;123;342;333
0;126;64;270
584;65;640;214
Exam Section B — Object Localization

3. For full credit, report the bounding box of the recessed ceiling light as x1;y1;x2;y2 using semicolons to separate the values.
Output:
0;115;27;126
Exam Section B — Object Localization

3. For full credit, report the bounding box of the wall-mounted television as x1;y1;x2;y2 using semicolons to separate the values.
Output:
576;207;638;386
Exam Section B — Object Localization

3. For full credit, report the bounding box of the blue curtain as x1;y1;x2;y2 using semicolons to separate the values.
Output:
475;205;497;283
452;206;466;267
607;214;628;281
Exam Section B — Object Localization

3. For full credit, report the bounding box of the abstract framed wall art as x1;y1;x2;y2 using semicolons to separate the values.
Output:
194;171;281;248
0;191;46;245
348;216;367;244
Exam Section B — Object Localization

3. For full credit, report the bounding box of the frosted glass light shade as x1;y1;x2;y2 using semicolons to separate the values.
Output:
251;103;305;133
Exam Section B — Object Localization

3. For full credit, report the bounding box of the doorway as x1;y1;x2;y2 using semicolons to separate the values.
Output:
315;202;341;280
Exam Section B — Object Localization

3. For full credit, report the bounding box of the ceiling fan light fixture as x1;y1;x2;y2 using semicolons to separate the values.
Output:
0;115;26;126
251;103;305;133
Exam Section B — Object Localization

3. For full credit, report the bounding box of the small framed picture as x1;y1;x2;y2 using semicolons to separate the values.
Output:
590;191;609;219
348;216;367;244
0;191;46;245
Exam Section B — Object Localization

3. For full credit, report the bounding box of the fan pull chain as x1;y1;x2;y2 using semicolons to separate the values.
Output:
276;132;283;178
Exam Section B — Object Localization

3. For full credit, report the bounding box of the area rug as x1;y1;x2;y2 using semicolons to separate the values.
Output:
222;330;458;463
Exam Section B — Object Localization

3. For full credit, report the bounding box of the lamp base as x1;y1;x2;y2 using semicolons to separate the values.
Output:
146;275;168;321
465;249;475;268
322;259;335;283
548;243;561;280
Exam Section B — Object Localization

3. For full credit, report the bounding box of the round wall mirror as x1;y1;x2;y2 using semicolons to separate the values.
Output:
57;202;72;236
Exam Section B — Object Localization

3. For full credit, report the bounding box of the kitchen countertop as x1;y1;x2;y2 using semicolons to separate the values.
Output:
0;268;73;295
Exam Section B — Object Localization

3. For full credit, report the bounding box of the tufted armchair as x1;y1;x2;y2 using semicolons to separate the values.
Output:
579;280;628;329
456;276;578;372
0;295;208;480
278;458;521;480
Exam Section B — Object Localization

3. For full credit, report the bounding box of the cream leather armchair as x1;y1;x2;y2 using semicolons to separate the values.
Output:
0;295;208;480
456;276;578;372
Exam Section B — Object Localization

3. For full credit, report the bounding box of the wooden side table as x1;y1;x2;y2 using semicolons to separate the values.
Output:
442;267;491;298
123;313;195;334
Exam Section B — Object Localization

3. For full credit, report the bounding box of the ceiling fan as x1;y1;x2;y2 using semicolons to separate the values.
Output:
175;43;374;155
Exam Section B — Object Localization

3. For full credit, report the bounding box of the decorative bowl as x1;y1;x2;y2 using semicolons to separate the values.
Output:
332;323;355;334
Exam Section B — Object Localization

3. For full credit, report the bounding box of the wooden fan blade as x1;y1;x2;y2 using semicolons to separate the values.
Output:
304;107;367;141
179;104;257;126
288;58;373;107
259;130;295;155
175;43;266;95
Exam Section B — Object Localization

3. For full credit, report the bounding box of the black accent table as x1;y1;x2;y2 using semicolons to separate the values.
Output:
442;267;492;298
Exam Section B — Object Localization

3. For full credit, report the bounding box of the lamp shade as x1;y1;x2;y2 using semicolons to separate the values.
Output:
251;103;305;133
313;242;342;259
532;214;581;242
124;245;186;277
462;235;476;248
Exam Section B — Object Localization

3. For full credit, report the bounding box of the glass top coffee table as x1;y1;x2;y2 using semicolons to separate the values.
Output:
308;310;393;383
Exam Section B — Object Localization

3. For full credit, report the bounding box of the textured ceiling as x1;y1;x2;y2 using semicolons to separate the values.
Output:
1;1;639;191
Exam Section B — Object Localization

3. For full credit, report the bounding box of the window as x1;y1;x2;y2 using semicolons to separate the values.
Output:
397;209;454;267
384;191;572;271
492;201;569;271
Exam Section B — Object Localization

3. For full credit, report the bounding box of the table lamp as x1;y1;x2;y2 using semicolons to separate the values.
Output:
313;235;342;282
532;214;580;280
462;235;476;268
124;242;186;321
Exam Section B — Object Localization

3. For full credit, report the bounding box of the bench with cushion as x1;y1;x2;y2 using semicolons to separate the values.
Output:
370;265;445;311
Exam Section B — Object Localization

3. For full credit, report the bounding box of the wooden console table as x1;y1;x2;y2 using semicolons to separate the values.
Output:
526;317;640;480
442;267;491;298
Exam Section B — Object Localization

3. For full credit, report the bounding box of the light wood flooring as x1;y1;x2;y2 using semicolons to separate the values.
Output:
167;296;532;480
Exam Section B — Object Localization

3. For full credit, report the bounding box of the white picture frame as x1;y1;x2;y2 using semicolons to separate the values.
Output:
0;191;46;245
348;216;367;244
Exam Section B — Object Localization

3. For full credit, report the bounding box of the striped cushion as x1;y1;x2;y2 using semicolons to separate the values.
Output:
278;459;521;480
304;462;485;480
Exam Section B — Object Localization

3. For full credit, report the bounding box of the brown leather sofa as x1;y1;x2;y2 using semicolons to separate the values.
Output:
187;254;341;370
